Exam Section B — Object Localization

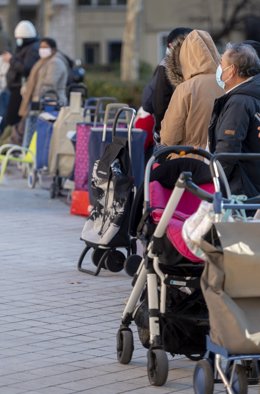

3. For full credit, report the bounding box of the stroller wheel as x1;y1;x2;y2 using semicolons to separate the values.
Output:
226;364;248;394
116;328;134;364
185;352;205;362
91;248;107;268
124;254;142;277
147;348;168;386
104;250;125;272
193;359;214;394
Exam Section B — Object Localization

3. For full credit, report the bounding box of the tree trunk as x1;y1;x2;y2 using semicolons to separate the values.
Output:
42;0;54;36
7;0;18;44
120;0;142;82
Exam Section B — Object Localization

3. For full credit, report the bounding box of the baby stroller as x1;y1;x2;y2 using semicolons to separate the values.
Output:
116;146;215;386
78;107;142;276
192;152;260;394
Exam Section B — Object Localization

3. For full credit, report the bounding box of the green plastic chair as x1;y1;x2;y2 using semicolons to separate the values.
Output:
0;131;37;186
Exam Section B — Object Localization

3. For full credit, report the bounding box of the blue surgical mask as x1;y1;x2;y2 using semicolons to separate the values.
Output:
216;64;233;90
216;65;225;89
16;38;23;47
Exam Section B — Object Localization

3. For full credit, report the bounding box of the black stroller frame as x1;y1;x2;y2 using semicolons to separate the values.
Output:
116;146;215;386
193;152;260;394
77;107;142;276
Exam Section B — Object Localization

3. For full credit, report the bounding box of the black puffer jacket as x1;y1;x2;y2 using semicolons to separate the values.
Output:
6;37;39;89
5;37;39;125
208;73;260;197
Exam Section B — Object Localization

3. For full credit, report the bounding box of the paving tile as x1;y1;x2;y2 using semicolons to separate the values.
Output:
1;168;260;394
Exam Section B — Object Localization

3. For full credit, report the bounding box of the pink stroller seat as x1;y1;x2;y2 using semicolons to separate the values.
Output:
150;180;215;263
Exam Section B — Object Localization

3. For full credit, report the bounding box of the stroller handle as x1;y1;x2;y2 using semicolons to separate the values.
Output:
180;171;260;213
174;172;260;216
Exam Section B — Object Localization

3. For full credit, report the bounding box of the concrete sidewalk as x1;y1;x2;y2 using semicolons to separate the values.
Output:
0;167;259;394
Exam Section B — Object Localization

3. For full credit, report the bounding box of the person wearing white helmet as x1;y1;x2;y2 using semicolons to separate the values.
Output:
1;20;39;144
14;20;37;47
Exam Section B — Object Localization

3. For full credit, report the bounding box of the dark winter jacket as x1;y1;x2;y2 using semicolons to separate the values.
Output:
6;38;40;89
142;58;174;134
5;38;39;125
208;73;260;197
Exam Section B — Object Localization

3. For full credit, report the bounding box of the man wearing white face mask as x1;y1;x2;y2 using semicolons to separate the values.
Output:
208;42;260;197
19;37;68;119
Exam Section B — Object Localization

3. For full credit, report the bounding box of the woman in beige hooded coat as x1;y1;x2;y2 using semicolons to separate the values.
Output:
160;30;224;149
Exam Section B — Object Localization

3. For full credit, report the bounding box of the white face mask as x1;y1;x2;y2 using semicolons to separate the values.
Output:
166;47;171;56
16;38;23;47
39;47;52;59
216;64;233;90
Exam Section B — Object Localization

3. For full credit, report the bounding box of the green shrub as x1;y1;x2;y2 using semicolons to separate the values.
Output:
85;61;153;109
87;79;144;109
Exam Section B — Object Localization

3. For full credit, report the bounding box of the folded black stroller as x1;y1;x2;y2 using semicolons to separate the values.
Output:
77;107;142;276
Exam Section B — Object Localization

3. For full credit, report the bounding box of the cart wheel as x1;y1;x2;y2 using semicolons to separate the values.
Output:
28;169;37;189
124;254;142;277
193;359;214;394
185;352;205;362
91;249;107;268
147;348;168;386
116;329;134;364
104;250;125;272
226;364;248;394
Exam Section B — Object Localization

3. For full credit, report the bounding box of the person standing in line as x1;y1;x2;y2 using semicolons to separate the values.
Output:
19;37;69;118
142;27;192;145
0;20;39;144
18;37;69;148
160;29;224;152
208;42;260;197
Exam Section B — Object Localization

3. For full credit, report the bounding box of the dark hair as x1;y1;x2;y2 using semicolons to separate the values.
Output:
40;37;57;50
242;40;260;59
167;27;192;46
226;42;260;77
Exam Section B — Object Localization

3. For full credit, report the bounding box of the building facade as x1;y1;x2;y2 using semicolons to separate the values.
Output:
0;0;259;68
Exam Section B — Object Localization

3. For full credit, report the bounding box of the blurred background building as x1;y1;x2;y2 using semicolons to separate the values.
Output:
0;0;259;69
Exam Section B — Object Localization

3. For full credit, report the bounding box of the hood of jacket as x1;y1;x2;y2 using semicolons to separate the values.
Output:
166;29;220;86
